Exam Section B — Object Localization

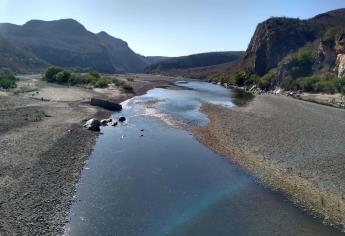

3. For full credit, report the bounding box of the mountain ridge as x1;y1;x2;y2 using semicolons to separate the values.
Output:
0;19;156;73
145;51;245;73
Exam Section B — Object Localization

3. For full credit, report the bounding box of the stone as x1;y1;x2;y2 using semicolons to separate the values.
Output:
90;98;122;111
83;119;101;131
335;54;345;78
119;117;126;122
100;118;112;126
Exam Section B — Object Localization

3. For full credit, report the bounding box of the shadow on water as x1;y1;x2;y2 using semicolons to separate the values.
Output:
231;88;254;106
66;81;342;236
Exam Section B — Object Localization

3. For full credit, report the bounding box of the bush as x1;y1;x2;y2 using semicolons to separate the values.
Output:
244;74;260;87
282;71;343;94
88;71;101;79
112;77;126;87
323;27;337;42
295;76;318;92
55;71;71;84
0;74;17;89
94;77;112;88
333;77;345;93
43;66;63;82
42;67;115;88
126;76;134;82
122;83;134;93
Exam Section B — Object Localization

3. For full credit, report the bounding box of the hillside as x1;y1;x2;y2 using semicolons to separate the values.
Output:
0;33;46;73
145;51;244;73
209;8;345;94
0;19;159;73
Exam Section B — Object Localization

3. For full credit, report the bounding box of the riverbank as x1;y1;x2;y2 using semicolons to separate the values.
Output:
0;74;178;235
193;94;345;231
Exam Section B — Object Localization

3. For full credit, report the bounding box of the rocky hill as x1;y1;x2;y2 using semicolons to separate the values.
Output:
0;19;157;73
145;51;244;73
209;8;345;94
0;33;46;73
96;31;148;73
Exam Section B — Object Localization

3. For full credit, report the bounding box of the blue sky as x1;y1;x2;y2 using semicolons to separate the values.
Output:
0;0;344;56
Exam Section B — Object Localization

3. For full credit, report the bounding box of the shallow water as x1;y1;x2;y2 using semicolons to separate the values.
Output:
66;81;342;236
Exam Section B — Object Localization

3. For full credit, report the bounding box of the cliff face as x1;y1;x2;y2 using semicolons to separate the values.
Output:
244;18;318;76
243;9;345;78
335;32;345;77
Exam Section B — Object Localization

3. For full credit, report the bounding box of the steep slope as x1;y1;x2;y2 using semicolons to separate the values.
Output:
0;19;161;73
0;33;46;73
243;17;319;76
96;31;148;73
145;51;244;73
207;8;345;93
0;19;116;73
243;8;345;76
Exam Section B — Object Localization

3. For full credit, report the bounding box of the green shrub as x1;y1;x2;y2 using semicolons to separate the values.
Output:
88;71;101;79
244;74;260;87
333;77;345;93
295;76;318;92
323;27;337;42
43;66;63;82
55;71;71;84
257;69;277;90
94;77;112;88
122;83;134;93
0;74;17;89
42;67;115;89
112;77;126;87
126;76;134;82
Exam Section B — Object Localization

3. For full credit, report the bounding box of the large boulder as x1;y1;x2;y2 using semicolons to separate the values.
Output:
90;98;122;111
83;119;101;131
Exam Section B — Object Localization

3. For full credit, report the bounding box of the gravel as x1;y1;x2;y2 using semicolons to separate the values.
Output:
194;94;345;230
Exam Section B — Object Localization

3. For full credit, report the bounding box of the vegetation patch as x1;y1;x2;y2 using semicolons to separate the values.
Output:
0;73;17;89
42;66;134;92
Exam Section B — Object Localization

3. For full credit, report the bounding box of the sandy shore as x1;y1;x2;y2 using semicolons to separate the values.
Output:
0;74;177;235
193;94;345;231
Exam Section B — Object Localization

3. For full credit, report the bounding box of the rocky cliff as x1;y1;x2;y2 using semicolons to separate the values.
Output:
243;8;345;79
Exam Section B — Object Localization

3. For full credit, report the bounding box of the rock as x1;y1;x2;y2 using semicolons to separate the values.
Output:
249;85;257;92
141;129;144;132
111;121;118;126
119;117;126;122
90;98;122;111
273;87;283;94
244;17;318;76
100;118;112;126
83;119;101;131
335;54;345;77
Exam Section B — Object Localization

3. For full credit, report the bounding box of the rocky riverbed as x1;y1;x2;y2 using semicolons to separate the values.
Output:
193;94;345;231
0;74;178;235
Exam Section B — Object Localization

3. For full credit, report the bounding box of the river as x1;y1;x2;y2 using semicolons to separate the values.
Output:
66;81;342;236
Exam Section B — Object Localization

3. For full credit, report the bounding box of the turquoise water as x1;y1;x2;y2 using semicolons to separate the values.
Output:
66;81;342;236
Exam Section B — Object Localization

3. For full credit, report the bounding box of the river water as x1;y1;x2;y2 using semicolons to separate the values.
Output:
66;81;342;236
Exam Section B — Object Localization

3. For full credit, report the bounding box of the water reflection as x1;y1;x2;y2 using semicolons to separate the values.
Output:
66;81;341;236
